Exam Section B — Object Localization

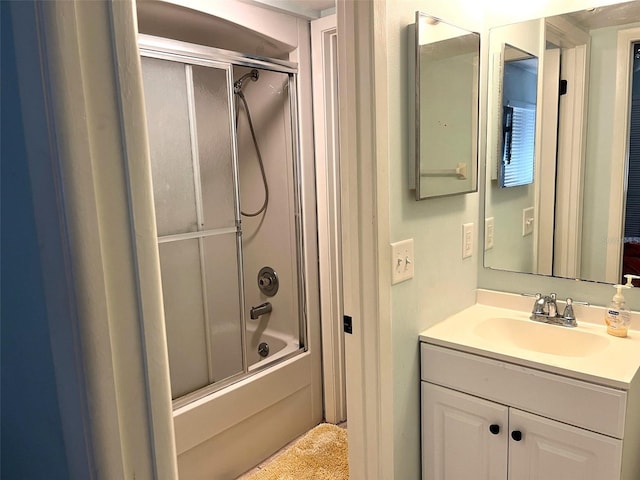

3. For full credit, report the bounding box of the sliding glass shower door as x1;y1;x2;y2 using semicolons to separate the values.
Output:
140;37;306;406
142;56;245;400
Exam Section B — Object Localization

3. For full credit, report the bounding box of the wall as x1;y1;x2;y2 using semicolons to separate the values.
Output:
1;6;71;477
386;2;482;478
237;67;302;354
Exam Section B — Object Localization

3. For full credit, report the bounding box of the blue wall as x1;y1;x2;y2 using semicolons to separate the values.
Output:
1;3;71;478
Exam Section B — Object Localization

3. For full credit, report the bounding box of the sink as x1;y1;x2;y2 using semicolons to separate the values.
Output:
473;317;610;357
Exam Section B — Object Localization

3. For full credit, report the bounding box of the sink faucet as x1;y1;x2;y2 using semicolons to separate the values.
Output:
545;293;558;318
524;293;586;327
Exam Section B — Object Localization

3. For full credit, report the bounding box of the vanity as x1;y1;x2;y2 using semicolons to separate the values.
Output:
419;290;640;480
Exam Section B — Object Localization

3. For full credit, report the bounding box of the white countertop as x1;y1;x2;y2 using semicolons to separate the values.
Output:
419;290;640;390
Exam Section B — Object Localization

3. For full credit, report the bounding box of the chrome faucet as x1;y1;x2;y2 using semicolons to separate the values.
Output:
545;293;558;318
525;293;587;327
250;302;272;320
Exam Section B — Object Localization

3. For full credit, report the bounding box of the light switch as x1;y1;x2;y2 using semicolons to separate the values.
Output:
463;223;473;259
485;217;494;250
391;239;414;285
523;207;534;236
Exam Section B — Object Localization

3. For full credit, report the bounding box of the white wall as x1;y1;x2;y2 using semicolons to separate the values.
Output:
238;68;301;351
387;2;482;477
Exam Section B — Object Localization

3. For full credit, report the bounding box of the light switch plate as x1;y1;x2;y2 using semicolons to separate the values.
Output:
463;223;474;259
391;239;414;285
485;217;494;250
523;207;534;236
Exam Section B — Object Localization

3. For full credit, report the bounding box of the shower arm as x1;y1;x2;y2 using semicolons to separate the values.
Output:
234;69;259;94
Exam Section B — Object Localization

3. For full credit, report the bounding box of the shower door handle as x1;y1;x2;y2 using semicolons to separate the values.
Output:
250;302;272;320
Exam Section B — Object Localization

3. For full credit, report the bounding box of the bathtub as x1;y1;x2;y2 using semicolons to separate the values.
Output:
173;327;316;480
246;323;300;370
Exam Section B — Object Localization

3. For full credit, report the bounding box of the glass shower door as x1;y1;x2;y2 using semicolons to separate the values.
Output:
141;56;245;400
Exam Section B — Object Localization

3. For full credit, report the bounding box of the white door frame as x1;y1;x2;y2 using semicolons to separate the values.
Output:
606;26;640;283
545;17;590;279
337;1;393;479
553;45;589;279
311;13;347;425
537;46;560;275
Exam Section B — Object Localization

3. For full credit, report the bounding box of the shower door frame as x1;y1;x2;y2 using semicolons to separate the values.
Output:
139;34;308;408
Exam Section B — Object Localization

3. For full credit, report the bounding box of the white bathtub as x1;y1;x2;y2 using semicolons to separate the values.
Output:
246;323;300;369
173;340;316;480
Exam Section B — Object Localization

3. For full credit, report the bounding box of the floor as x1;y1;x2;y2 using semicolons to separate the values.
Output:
236;421;347;479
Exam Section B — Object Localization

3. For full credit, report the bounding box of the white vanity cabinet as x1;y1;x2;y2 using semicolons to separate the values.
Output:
420;342;638;480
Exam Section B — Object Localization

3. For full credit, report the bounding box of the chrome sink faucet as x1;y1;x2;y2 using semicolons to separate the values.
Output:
524;293;587;328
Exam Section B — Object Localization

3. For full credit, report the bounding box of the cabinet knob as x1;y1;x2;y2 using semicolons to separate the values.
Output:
511;430;523;441
489;424;500;435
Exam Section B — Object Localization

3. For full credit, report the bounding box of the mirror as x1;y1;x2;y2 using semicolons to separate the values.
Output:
409;12;480;199
497;45;538;188
484;1;640;285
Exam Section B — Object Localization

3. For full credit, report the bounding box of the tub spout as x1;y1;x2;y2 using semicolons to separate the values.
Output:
250;302;272;320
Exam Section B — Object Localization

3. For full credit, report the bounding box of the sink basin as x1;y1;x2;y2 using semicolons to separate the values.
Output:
473;317;610;357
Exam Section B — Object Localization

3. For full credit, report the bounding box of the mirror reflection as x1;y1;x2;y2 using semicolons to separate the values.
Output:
411;12;479;199
484;1;640;286
498;45;538;188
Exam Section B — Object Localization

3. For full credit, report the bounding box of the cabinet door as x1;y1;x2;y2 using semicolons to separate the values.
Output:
422;382;508;480
508;409;622;480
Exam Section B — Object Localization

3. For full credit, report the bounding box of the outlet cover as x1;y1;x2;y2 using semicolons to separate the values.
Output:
391;239;414;285
485;217;494;250
463;223;474;259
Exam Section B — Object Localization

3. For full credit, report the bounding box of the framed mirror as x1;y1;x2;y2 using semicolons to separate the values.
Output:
409;12;480;200
484;1;640;286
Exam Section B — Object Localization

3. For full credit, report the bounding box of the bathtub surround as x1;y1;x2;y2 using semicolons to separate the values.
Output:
137;2;323;479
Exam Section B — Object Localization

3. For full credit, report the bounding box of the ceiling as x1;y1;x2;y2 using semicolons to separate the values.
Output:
249;0;336;19
564;1;640;30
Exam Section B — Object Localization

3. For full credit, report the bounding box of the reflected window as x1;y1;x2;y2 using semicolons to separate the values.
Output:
498;45;538;188
501;102;536;187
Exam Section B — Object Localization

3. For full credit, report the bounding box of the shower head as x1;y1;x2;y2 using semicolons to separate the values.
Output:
234;69;259;94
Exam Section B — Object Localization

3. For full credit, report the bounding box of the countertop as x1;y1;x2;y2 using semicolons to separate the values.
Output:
419;290;640;390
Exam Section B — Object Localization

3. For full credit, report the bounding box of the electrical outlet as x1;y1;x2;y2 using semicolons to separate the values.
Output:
391;239;414;285
522;207;534;236
485;217;494;250
463;223;474;259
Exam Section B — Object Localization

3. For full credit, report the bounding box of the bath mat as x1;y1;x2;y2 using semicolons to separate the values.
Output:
245;423;348;480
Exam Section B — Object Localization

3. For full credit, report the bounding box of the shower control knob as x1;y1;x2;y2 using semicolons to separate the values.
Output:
257;266;279;297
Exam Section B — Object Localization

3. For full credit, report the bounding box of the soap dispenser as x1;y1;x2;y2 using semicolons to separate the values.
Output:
605;284;632;337
624;274;640;287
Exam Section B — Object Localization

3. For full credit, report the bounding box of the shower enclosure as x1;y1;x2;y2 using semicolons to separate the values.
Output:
139;35;306;407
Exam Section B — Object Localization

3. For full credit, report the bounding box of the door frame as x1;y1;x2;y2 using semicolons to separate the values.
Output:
311;13;347;425
337;1;394;479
